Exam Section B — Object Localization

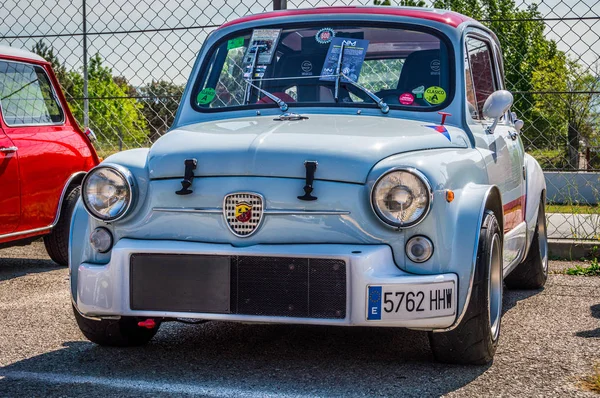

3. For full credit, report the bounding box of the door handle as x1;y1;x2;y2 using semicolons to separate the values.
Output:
0;146;18;153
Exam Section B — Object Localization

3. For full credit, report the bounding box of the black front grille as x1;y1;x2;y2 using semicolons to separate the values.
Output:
231;256;346;319
130;254;346;319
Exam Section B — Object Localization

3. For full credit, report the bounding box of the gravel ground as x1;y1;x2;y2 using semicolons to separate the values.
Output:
0;241;598;397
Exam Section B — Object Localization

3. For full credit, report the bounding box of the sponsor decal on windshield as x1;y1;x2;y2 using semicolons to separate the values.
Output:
424;86;446;105
315;27;335;44
227;37;245;50
197;87;216;105
319;37;369;83
243;29;282;65
399;93;415;105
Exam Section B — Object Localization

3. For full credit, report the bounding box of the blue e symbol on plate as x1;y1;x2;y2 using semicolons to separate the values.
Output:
367;286;382;320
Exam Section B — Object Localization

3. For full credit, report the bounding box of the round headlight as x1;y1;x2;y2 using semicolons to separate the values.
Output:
371;169;432;228
82;164;134;222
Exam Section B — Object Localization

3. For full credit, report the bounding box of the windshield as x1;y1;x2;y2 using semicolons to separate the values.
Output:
192;24;452;112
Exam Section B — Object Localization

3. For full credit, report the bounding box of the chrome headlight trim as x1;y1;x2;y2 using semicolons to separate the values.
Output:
370;167;433;228
81;163;136;222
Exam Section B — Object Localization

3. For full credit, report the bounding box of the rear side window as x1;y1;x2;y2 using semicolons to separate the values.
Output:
465;37;497;120
0;60;64;126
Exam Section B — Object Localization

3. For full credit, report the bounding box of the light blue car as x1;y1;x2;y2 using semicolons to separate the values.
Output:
70;6;548;365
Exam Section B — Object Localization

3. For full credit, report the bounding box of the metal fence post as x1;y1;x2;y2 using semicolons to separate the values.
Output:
273;0;287;10
118;127;123;151
82;0;89;129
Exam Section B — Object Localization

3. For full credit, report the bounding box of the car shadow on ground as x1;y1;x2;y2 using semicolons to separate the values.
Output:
0;257;60;282
576;303;600;338
0;289;547;397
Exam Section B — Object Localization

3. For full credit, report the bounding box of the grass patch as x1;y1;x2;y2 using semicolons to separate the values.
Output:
581;364;600;393
546;204;600;214
565;258;600;276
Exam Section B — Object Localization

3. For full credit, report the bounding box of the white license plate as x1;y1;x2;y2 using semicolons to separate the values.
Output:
366;282;455;321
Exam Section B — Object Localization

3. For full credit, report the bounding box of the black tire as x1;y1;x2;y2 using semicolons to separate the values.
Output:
44;186;81;266
505;197;548;289
428;210;503;365
72;305;160;346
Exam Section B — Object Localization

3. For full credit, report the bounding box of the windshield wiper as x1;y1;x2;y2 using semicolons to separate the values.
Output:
244;44;289;112
331;41;388;114
334;41;345;102
245;79;289;112
340;72;389;114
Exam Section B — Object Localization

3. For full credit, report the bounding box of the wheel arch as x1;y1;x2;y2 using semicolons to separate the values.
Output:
434;183;503;333
54;171;87;226
524;154;547;258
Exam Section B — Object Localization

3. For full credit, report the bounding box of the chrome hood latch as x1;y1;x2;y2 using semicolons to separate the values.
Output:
298;160;318;201
175;158;197;195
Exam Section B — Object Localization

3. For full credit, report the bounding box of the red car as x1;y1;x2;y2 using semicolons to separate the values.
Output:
0;45;98;265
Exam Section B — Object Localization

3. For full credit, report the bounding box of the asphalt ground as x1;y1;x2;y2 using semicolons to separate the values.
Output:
0;241;599;397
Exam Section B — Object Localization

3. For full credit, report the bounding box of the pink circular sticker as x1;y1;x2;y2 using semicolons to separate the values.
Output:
399;93;415;105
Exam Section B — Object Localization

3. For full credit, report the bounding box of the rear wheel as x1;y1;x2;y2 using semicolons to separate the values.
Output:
428;210;503;365
44;186;80;266
72;305;160;346
504;196;548;289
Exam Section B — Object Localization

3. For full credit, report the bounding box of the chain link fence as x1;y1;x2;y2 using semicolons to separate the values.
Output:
0;0;599;240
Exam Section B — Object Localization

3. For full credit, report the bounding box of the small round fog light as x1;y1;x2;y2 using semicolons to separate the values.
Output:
90;227;113;253
406;236;434;263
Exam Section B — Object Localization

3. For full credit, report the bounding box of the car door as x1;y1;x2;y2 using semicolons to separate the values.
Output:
464;32;526;268
0;128;20;235
0;59;84;233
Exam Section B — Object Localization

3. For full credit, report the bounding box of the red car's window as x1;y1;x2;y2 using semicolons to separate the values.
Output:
0;60;64;126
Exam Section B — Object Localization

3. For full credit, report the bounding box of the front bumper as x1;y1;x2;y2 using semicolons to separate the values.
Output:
73;239;458;329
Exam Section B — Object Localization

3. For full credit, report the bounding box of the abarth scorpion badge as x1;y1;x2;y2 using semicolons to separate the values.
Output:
224;192;264;237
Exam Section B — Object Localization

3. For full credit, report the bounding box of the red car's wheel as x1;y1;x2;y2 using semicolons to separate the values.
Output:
43;186;80;266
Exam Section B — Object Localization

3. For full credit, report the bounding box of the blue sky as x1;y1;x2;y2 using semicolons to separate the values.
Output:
0;0;598;86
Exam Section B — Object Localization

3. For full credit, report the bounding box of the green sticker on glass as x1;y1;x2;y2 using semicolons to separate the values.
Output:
227;37;245;50
197;88;216;105
424;86;447;105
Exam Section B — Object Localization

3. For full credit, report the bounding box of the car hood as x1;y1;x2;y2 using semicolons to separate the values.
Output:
148;114;470;184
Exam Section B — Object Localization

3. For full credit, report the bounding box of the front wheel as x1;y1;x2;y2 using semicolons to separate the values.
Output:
428;210;503;365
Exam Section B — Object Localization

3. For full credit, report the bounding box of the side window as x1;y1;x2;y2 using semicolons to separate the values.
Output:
0;61;64;126
465;37;497;120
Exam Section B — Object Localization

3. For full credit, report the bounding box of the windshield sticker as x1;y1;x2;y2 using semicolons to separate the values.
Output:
320;37;369;83
227;37;245;50
425;125;451;142
424;86;446;105
316;28;335;44
197;88;216;105
430;59;441;75
301;60;313;76
243;28;282;65
412;85;425;99
399;93;415;105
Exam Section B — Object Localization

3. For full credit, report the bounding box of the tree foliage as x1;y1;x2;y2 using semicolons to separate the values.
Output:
32;42;149;150
422;0;597;168
139;80;184;141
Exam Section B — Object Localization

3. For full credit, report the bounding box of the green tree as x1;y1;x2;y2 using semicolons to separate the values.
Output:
139;80;184;141
31;40;72;94
67;54;149;149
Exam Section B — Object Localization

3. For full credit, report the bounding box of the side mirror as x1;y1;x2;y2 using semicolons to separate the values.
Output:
482;90;513;134
483;90;513;119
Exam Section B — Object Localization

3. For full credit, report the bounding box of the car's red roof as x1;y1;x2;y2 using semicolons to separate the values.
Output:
219;6;473;30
